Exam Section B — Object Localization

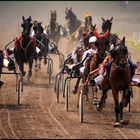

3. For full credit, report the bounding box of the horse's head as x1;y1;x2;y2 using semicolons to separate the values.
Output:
115;37;129;69
101;17;113;33
109;33;120;47
33;21;43;37
84;15;92;26
65;7;76;21
21;16;32;37
94;30;109;56
50;10;57;22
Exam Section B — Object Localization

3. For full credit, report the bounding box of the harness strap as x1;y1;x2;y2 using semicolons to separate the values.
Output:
106;60;113;78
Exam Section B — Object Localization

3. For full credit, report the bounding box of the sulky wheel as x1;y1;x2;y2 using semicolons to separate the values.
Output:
64;78;70;111
47;58;53;84
79;86;86;123
17;78;23;105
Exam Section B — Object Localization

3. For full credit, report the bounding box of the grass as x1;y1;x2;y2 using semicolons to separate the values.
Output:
114;31;140;53
126;40;140;53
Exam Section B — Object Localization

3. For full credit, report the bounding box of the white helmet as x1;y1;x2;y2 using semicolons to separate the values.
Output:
88;36;97;44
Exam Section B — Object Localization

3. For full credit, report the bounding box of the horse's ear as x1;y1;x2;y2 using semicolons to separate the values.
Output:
70;7;72;11
110;17;113;21
122;36;125;45
92;24;96;31
22;16;25;22
40;22;42;25
102;17;105;22
29;16;32;21
93;30;100;39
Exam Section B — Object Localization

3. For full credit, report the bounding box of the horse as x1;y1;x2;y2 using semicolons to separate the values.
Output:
14;16;36;80
101;37;132;127
71;25;97;94
0;51;4;88
47;10;61;46
32;21;49;69
78;30;110;104
76;15;95;43
65;7;82;36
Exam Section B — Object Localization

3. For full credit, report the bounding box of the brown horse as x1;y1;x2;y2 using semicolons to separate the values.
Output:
81;30;109;102
108;37;132;127
98;37;132;127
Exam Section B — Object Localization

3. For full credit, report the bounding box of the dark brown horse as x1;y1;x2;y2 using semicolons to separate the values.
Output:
98;37;132;127
77;29;110;105
14;16;36;80
108;37;131;127
33;21;49;69
65;7;81;36
47;10;61;46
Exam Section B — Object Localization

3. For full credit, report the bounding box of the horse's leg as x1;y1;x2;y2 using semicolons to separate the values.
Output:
72;77;81;94
112;89;121;127
34;54;38;72
97;89;108;111
82;60;91;102
0;52;4;87
125;87;132;107
19;61;26;76
44;48;47;65
92;86;99;105
0;66;4;88
28;58;33;78
119;89;129;125
39;57;41;69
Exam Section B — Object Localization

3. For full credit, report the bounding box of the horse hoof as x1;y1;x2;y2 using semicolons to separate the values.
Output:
44;60;47;65
93;100;98;105
113;122;122;127
0;81;4;88
120;119;129;125
72;89;77;94
22;71;26;77
96;104;103;112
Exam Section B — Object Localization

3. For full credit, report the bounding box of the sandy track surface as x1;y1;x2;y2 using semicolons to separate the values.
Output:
0;37;140;139
0;2;140;138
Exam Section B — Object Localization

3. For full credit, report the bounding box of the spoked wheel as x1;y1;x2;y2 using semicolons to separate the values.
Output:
17;78;23;105
47;58;53;84
59;53;65;69
128;87;133;112
27;75;31;84
79;86;86;123
15;69;23;105
64;78;70;111
55;74;61;103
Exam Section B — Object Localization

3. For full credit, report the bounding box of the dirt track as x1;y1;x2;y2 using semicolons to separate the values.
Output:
0;37;140;139
0;1;140;139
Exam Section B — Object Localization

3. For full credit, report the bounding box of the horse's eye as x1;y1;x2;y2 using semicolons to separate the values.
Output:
21;24;25;28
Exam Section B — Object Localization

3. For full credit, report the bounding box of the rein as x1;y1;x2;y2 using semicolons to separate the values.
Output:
19;36;35;62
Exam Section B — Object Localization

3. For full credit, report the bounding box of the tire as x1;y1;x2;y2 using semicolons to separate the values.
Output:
65;79;69;111
48;59;53;84
17;79;22;105
56;75;61;103
79;89;85;123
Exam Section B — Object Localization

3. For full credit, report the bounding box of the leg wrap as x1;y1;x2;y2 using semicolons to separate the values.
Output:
125;88;132;107
115;105;120;114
